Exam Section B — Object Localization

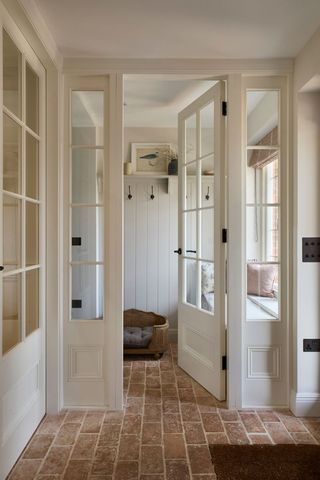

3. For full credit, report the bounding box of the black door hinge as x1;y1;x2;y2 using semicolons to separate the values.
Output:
222;355;227;370
222;101;227;116
222;228;227;243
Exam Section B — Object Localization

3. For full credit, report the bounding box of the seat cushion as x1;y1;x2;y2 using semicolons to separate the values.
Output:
124;326;153;348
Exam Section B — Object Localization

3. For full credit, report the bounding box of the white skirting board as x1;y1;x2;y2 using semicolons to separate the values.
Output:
290;390;320;417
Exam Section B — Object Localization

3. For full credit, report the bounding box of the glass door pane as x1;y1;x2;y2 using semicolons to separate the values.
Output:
3;30;21;118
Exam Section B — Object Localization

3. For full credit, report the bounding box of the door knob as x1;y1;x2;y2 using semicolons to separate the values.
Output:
0;266;4;271
174;248;182;255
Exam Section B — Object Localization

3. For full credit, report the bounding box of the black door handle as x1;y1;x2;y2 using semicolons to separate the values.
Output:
186;250;197;253
0;266;4;271
174;248;182;255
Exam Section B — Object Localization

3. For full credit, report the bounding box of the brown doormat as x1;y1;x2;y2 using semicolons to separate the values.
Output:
210;444;320;480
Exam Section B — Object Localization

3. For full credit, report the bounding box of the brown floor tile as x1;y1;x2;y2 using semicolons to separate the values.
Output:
89;477;112;480
140;445;164;474
98;423;121;446
140;476;164;480
201;413;224;433
161;371;176;384
9;459;42;480
193;383;212;398
206;432;229;444
179;389;196;403
163;414;183;433
127;383;145;397
91;447;117;475
122;414;142;435
197;398;217;413
114;461;139;480
192;475;217;480
146;365;160;377
81;412;104;434
54;423;80;446
146;376;161;388
181;403;201;422
161;384;178;398
291;432;317;444
123;366;131;378
131;361;145;370
224;422;250;444
176;377;193;388
264;422;294;443
303;421;320;441
71;434;98;459
184;423;206;444
144;403;162;422
145;389;162;403
240;412;266;433
187;445;214;474
130;371;145;383
142;422;162;444
162;399;180;414
125;397;143;415
39;446;72;475
164;433;187;459
38;414;66;434
280;415;307;432
104;410;124;424
118;435;140;460
64;411;86;423
249;433;273;444
219;409;239;422
23;434;55;459
166;460;191;480
63;459;91;480
257;410;280;423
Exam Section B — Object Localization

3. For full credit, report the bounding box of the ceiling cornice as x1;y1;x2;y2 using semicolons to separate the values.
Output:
18;0;63;69
63;57;294;76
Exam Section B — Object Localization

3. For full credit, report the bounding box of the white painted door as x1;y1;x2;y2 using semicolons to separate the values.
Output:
178;83;226;400
0;27;46;478
63;77;108;407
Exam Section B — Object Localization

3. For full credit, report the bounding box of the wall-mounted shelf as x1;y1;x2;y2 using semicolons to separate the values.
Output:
124;174;178;194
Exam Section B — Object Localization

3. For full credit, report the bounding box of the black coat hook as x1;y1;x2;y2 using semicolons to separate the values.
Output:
205;186;210;201
150;185;155;200
128;186;132;200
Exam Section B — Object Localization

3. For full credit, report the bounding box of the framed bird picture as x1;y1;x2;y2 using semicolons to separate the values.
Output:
131;143;172;175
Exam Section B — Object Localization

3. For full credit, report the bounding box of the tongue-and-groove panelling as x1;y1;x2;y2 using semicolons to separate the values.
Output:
124;178;178;340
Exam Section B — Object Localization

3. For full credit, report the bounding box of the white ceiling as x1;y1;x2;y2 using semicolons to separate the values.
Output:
124;76;216;127
21;0;320;59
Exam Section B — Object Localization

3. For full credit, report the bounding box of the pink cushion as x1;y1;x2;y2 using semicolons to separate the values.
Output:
247;264;276;298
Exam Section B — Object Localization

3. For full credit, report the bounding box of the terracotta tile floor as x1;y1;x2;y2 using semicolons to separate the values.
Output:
8;343;320;479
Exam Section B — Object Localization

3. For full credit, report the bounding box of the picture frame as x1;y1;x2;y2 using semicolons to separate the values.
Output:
131;143;171;175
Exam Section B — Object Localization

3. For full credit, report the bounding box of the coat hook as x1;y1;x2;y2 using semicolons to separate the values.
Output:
128;185;132;200
150;185;155;200
205;186;210;201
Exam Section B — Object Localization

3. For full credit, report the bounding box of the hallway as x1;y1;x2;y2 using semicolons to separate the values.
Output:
7;344;320;479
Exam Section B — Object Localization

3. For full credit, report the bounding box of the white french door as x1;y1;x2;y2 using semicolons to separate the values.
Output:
178;82;226;401
0;27;46;479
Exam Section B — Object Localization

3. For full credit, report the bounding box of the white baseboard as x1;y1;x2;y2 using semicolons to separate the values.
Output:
168;328;178;343
290;390;320;417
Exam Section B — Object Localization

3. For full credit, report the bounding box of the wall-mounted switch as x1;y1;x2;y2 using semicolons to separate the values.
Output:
72;299;82;308
72;237;82;246
303;339;320;352
302;238;320;262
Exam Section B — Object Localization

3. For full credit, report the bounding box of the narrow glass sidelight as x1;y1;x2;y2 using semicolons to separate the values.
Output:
246;90;280;322
70;90;105;321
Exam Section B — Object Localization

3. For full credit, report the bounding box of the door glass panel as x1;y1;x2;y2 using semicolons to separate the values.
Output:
26;63;39;134
3;30;21;118
72;207;104;262
185;162;197;210
71;91;104;146
201;208;214;261
201;175;214;208
247;91;279;146
264;156;279;204
72;149;104;204
200;102;214;157
201;262;214;312
26;268;39;336
26;133;39;199
3;194;21;272
3;273;21;354
185;259;197;307
247;263;279;321
185;114;196;162
3;113;21;194
26;202;39;266
71;265;104;320
184;211;196;258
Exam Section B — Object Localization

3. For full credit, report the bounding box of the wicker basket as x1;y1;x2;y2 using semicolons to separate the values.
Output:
124;309;169;358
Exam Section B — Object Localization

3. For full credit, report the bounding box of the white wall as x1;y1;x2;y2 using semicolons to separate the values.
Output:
292;25;320;416
124;177;178;340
